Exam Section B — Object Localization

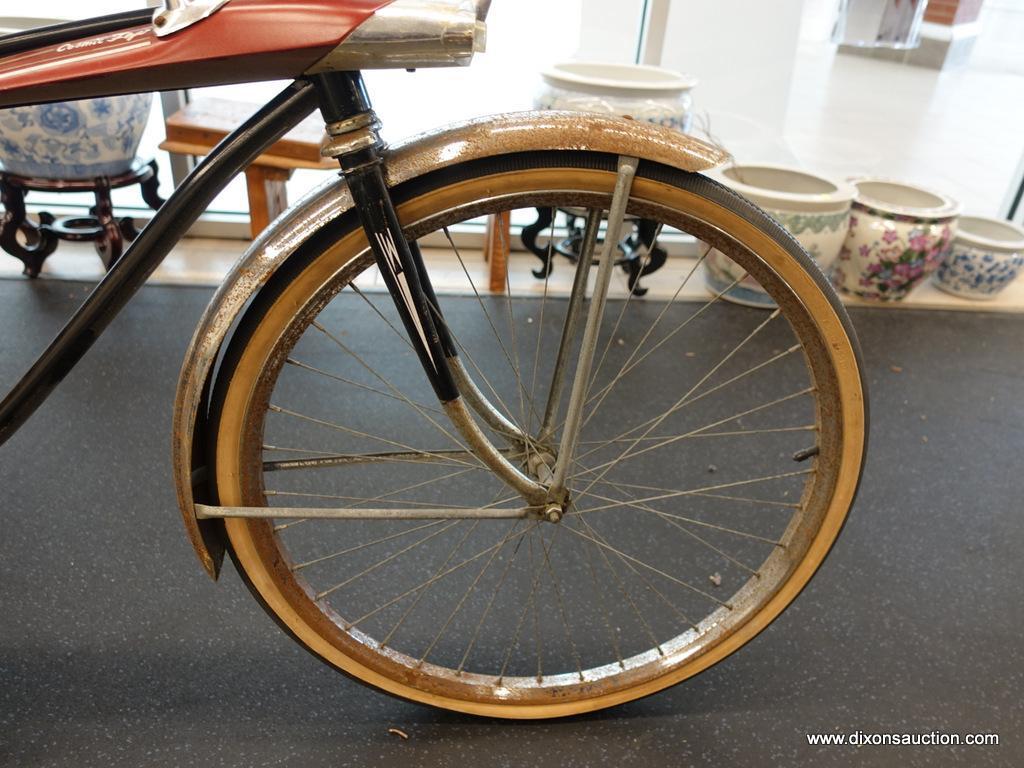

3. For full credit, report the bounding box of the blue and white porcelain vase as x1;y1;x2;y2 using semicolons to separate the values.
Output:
535;62;697;133
0;93;153;180
933;215;1024;300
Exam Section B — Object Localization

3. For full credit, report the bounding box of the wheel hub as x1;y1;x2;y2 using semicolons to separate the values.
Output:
525;449;556;484
523;447;567;523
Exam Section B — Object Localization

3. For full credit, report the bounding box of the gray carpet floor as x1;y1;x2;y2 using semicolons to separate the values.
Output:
1;278;1022;767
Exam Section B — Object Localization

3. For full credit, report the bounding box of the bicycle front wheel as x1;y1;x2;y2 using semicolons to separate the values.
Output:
211;151;867;718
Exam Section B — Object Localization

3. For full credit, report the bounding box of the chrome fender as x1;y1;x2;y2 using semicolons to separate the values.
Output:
172;110;730;579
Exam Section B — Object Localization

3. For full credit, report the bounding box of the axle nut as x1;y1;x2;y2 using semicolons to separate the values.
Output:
544;505;562;523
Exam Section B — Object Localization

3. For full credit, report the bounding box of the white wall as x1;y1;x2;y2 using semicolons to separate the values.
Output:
576;0;646;62
657;0;807;145
800;0;842;41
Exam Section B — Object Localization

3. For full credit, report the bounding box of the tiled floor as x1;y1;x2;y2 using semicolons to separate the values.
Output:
782;41;1024;219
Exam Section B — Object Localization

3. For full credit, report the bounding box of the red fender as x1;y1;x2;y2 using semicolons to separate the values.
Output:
0;1;393;108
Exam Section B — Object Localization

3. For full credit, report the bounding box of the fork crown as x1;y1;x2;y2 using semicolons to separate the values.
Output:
310;70;459;403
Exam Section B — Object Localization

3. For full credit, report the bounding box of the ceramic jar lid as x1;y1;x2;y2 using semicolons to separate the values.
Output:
849;177;960;219
954;215;1024;252
540;62;698;95
710;163;856;212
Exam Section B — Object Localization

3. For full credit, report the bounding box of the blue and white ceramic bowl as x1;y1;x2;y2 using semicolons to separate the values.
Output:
933;215;1024;300
0;93;152;180
536;62;697;133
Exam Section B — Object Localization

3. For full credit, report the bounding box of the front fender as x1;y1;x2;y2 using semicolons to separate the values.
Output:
172;110;730;579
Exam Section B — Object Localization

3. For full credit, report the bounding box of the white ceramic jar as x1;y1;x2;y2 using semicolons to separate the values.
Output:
0;93;153;180
704;164;856;308
831;178;959;301
933;215;1024;300
535;62;697;132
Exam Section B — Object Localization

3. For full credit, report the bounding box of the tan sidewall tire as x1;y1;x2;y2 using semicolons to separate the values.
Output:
216;164;867;719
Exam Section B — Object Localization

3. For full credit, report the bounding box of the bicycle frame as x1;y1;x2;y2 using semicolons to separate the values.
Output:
0;79;319;444
0;2;553;526
0;0;486;444
0;2;730;579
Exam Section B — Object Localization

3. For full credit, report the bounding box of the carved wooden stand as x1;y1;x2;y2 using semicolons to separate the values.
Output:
159;97;337;239
0;158;164;277
521;207;668;296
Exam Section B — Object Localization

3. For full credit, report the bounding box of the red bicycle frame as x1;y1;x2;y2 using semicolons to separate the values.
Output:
0;0;490;444
1;1;389;108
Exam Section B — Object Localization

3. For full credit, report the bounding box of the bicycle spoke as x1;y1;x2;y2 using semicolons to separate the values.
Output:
274;519;309;532
266;471;483;507
571;514;664;655
268;404;484;469
285;357;443;416
348;283;421;356
346;522;536;631
573;388;815;494
577;425;815;447
382;519;481;649
576;308;782;500
311;319;473;455
457;521;534;674
316;520;462;601
263;448;478;472
528;534;543;681
416;518;523;664
537;250;731;445
579;529;625;668
573;468;812;520
538;525;583;680
495;217;530;435
578;475;802;510
496;528;552;684
572;340;803;467
564;519;731;609
527;207;557;436
573;485;762;573
443;227;546;432
291;520;447;572
575;515;699;632
585;222;663;398
579;246;716;420
424;295;533;443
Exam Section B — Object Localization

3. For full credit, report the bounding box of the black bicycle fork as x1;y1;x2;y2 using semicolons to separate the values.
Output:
311;71;460;404
0;71;460;446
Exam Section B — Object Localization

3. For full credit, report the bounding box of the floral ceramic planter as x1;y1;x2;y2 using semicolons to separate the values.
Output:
933;215;1024;300
704;164;855;308
831;178;959;301
0;93;153;180
535;62;697;132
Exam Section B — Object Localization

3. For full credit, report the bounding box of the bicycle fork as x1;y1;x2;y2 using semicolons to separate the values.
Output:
307;71;638;522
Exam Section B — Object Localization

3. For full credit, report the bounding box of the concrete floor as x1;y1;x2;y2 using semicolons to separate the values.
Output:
1;279;1022;767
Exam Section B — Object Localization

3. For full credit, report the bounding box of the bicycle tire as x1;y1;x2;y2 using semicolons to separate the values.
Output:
209;150;868;718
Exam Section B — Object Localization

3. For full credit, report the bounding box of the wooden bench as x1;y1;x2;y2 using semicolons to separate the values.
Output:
162;97;512;291
160;97;337;239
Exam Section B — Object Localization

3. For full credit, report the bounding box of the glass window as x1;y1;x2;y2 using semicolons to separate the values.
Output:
4;1;646;227
1;3;177;218
193;0;645;217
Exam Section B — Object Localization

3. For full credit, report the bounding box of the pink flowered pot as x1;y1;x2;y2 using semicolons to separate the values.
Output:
831;178;960;301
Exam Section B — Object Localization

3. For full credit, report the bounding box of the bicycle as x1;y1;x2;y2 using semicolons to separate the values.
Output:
0;0;868;719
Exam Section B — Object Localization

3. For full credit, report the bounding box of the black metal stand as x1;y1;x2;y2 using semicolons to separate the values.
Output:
0;158;164;277
521;207;668;296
